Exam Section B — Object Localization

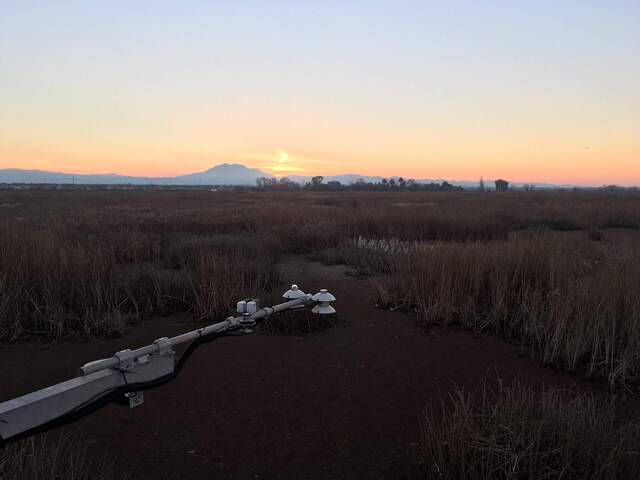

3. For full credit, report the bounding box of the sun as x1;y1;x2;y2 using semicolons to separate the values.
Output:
269;149;298;177
275;149;289;163
262;149;306;177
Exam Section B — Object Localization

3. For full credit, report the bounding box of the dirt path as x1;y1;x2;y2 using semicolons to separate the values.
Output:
1;256;605;479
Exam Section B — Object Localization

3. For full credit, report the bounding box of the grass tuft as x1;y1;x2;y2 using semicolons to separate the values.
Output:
414;378;640;480
0;433;118;480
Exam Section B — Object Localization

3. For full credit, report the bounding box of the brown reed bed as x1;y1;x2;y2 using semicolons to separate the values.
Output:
0;190;638;352
370;232;640;391
413;378;640;479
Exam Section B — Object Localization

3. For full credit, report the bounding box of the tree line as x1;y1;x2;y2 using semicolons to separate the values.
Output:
255;176;464;192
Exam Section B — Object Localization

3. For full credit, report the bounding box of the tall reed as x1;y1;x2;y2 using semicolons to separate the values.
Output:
374;233;640;391
415;379;640;479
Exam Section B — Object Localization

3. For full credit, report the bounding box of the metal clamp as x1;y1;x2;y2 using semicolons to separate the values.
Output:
153;337;173;356
114;349;136;371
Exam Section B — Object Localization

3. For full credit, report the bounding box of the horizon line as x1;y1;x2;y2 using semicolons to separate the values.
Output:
0;164;630;188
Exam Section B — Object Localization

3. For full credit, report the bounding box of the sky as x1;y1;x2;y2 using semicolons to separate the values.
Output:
1;1;639;185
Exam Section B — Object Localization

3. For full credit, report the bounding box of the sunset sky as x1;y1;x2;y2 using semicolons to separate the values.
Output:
1;1;638;185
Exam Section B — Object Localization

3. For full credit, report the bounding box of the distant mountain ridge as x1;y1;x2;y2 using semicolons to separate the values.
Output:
0;163;269;186
0;163;583;189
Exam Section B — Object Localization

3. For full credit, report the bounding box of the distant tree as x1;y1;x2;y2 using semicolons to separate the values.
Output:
354;178;366;189
495;179;509;192
523;183;535;191
257;176;295;190
256;174;470;193
479;177;485;191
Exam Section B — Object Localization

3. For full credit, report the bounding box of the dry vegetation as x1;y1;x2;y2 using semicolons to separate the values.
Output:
0;433;116;480
0;192;281;341
1;191;639;389
0;191;638;369
370;232;640;391
415;378;640;480
1;190;639;477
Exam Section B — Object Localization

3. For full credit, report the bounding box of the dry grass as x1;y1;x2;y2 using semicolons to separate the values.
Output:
0;224;278;341
1;190;639;370
372;232;640;391
0;433;117;480
414;379;640;479
1;190;640;477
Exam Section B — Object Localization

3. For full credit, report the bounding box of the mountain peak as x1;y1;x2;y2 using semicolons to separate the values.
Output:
174;163;270;184
204;163;254;173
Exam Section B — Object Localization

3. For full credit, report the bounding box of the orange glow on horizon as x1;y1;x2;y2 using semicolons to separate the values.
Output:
1;108;638;185
1;143;638;186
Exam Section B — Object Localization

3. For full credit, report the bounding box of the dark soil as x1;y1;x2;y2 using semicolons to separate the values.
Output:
0;256;617;479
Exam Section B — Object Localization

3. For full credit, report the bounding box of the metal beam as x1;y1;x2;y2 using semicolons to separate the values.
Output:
0;287;335;443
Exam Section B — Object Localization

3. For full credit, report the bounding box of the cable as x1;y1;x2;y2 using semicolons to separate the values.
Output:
0;328;235;446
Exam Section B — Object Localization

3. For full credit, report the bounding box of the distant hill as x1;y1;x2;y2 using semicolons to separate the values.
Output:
172;163;269;185
0;163;271;186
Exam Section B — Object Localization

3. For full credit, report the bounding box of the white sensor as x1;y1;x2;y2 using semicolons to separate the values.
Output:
311;289;336;315
283;284;307;299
